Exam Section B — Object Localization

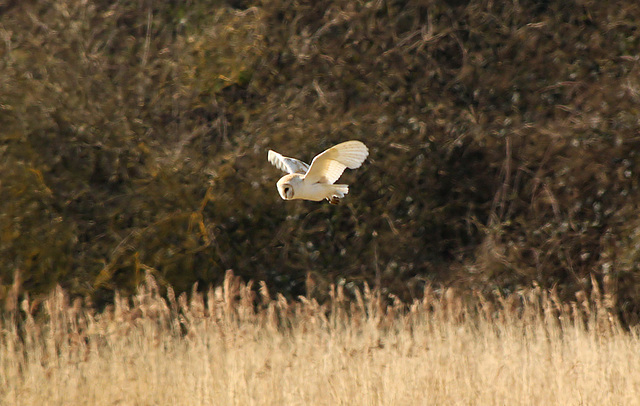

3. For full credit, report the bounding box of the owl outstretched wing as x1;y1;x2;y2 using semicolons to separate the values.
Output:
304;141;369;184
268;150;310;174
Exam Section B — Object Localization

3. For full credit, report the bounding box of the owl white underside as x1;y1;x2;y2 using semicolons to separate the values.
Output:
268;140;368;203
276;174;349;201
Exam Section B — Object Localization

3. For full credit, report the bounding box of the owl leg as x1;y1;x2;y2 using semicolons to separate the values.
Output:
328;196;341;205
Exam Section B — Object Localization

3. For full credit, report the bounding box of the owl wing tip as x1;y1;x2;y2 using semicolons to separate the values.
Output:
267;150;286;172
268;149;310;174
334;140;369;169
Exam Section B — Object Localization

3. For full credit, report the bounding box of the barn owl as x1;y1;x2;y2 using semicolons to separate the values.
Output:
268;141;369;204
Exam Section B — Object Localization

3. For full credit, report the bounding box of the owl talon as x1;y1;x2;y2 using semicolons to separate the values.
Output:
329;196;341;205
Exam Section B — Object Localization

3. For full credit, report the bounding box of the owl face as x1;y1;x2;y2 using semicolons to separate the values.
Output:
276;174;300;200
279;183;294;200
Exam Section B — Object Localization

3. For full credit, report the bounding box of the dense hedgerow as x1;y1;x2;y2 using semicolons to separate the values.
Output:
1;1;639;314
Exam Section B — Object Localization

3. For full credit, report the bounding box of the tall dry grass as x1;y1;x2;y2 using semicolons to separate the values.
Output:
1;271;638;405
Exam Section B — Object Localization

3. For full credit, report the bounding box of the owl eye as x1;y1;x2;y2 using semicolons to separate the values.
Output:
282;185;293;199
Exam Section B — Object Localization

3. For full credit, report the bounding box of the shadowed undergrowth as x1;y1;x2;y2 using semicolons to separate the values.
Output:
1;0;640;315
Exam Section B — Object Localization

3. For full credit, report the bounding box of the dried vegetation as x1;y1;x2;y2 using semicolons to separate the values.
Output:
1;272;638;405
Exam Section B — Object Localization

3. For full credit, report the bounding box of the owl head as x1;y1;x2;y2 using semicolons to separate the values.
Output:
276;174;300;200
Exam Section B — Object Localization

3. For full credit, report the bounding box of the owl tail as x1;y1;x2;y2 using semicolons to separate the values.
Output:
327;184;349;204
332;184;349;198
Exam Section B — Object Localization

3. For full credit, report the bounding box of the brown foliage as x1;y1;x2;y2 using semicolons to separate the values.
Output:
1;1;640;314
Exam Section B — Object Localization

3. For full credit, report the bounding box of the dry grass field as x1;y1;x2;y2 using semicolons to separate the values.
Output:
1;271;639;406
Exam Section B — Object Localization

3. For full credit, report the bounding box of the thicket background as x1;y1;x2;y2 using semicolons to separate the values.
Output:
1;0;639;315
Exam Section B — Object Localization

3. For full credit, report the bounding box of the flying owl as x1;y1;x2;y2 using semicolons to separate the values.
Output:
268;140;369;204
